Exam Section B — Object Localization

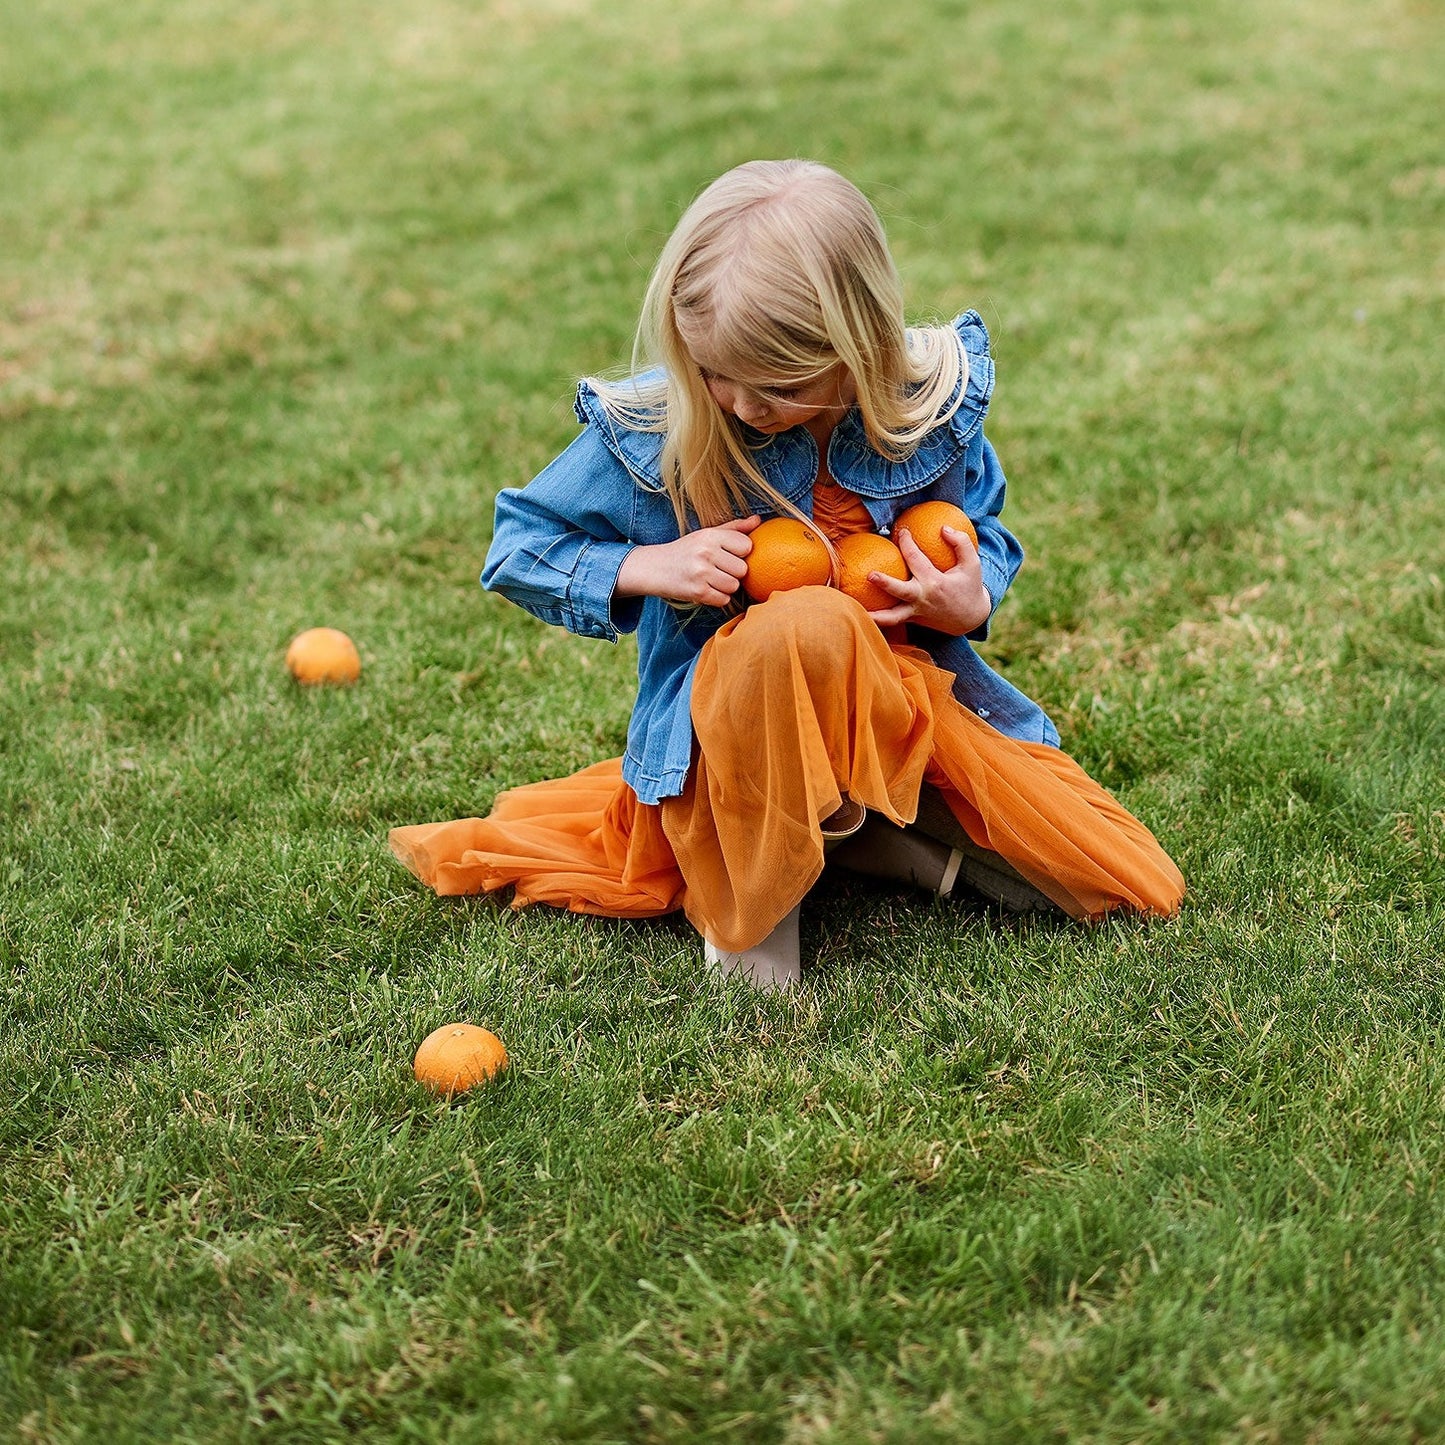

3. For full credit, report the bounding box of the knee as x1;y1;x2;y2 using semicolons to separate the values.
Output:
736;586;866;669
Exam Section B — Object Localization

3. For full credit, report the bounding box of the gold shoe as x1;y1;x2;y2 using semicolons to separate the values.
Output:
819;794;867;840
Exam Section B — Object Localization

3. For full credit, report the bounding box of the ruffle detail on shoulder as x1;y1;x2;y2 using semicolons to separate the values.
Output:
949;309;995;439
573;374;671;492
826;310;994;497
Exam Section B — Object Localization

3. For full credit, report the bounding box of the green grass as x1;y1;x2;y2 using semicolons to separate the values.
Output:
2;0;1443;1438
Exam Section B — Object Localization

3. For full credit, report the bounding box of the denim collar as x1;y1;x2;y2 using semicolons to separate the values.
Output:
574;310;993;504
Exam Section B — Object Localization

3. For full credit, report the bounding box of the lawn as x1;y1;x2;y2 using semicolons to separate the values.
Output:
2;0;1443;1439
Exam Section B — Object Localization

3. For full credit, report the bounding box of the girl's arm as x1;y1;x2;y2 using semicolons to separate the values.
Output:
482;427;762;632
871;525;993;636
959;433;1024;629
482;429;646;641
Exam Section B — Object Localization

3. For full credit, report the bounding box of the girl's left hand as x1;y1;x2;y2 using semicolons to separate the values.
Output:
866;526;993;635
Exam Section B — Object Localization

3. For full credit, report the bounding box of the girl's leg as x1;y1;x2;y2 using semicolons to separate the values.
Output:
828;806;1063;913
924;694;1186;920
824;669;1183;920
663;587;937;957
662;585;1183;973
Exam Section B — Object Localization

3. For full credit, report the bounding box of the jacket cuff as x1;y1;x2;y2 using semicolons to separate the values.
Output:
566;539;640;639
968;554;1012;641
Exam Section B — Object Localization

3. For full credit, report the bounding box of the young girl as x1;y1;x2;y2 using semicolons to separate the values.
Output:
389;159;1184;988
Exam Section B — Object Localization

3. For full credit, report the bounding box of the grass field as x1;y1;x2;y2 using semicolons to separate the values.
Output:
2;0;1443;1439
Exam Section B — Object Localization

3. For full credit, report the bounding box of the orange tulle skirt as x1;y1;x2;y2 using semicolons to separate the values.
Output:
388;587;1184;950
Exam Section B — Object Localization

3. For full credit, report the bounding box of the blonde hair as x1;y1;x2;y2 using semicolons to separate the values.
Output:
591;159;968;531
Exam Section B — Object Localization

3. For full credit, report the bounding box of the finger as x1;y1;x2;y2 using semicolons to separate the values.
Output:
941;525;978;565
722;514;763;533
868;602;916;626
867;570;916;601
717;552;749;579
892;527;938;577
719;529;756;558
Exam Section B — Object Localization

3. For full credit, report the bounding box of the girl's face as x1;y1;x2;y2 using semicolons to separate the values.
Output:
699;362;857;437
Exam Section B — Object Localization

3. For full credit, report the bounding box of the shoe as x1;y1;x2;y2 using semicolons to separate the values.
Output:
832;812;1057;912
703;904;802;991
913;784;1063;913
819;794;867;840
828;815;954;892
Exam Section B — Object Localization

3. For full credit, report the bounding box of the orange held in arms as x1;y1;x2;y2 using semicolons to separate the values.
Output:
413;1023;509;1097
835;532;910;612
742;517;832;602
893;500;978;572
285;627;361;685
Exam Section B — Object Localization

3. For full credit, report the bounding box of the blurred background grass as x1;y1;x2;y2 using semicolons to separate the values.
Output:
2;0;1443;1439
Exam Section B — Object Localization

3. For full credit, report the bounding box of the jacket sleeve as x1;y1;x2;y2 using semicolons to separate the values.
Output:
480;428;646;641
966;430;1023;640
940;313;1023;641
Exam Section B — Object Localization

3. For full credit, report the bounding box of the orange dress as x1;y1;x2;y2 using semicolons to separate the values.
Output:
388;485;1184;949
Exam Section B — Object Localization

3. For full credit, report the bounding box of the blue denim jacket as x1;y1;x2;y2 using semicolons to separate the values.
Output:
482;312;1060;805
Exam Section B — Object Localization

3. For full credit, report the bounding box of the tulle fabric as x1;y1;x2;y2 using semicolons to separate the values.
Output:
658;588;1183;947
387;759;683;918
388;585;1184;950
390;480;1183;948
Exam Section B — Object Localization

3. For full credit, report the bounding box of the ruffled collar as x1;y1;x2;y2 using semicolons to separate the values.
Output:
573;310;994;502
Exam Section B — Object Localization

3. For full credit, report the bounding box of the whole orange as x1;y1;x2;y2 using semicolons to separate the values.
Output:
285;627;361;685
413;1023;509;1097
835;532;909;612
742;517;832;602
893;500;978;572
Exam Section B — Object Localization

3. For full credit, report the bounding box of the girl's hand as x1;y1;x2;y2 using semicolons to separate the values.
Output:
866;526;993;635
615;515;761;607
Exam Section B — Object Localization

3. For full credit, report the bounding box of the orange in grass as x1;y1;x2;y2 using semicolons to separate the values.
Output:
742;517;832;602
413;1023;509;1097
835;532;909;612
285;627;361;685
893;500;978;572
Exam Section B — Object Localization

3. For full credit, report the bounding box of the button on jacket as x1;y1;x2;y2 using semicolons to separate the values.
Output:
482;312;1060;806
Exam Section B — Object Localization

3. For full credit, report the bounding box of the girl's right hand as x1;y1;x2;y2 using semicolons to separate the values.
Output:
615;515;761;607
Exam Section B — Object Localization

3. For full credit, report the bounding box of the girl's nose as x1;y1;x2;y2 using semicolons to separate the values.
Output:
733;392;771;426
705;375;771;427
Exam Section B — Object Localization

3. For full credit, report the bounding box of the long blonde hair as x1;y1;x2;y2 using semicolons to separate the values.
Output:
591;159;968;530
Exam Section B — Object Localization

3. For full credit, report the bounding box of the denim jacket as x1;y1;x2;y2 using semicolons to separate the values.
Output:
482;311;1059;805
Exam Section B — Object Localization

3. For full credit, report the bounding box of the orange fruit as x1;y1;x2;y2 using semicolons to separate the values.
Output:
286;627;361;685
893;500;978;572
413;1023;509;1097
835;532;909;612
742;517;832;602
